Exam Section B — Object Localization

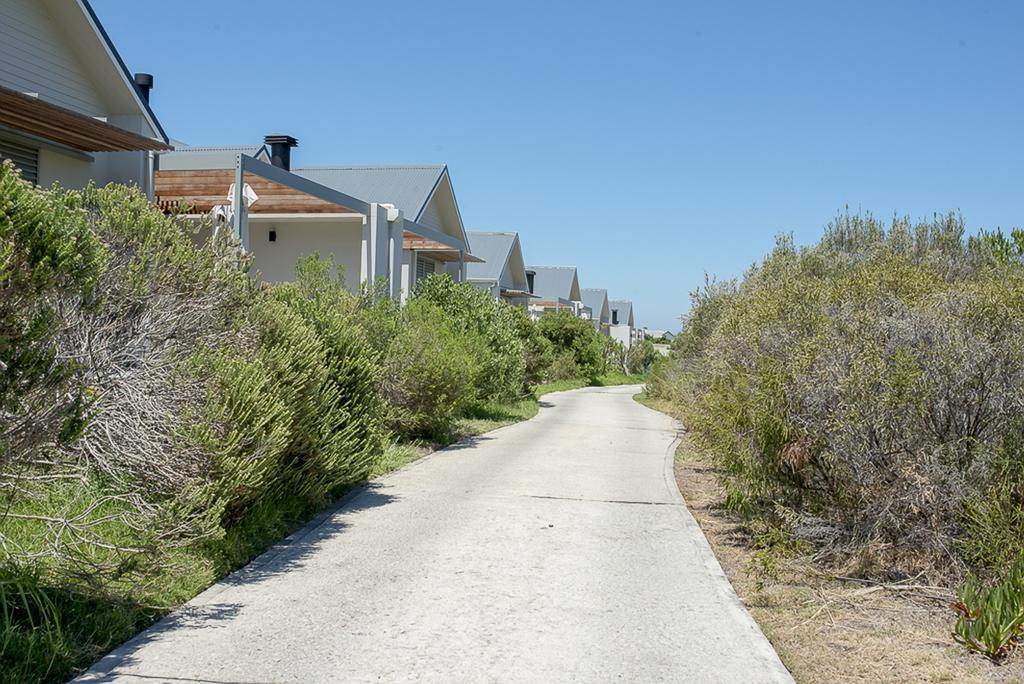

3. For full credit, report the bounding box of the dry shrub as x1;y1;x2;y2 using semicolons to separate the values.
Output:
652;211;1024;581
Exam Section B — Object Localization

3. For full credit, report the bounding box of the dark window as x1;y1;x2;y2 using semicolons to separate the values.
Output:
268;229;277;242
416;257;436;282
611;309;619;325
0;138;39;185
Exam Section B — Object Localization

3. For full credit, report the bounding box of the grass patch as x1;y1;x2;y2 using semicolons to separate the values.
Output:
632;390;672;415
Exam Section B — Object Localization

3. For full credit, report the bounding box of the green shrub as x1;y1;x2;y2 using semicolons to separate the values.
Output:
546;349;580;381
0;161;107;459
537;310;605;381
625;339;658;375
508;305;552;388
380;298;480;439
414;273;526;400
0;179;390;681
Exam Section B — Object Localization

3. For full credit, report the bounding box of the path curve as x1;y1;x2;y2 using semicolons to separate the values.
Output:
79;385;792;683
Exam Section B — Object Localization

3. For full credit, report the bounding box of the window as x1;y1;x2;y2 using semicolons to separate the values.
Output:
612;309;619;325
416;257;436;282
0;138;39;185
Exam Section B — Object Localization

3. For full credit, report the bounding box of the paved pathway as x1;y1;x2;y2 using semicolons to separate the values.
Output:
80;385;792;683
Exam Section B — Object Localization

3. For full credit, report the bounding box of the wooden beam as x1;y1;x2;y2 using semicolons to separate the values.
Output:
154;169;361;214
0;85;170;152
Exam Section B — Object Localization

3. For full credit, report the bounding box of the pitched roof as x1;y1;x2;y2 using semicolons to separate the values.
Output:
293;166;446;222
608;299;634;326
465;232;519;281
581;288;610;323
81;0;168;142
526;266;580;301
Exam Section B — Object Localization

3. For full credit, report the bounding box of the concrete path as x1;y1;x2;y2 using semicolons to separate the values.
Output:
80;385;792;683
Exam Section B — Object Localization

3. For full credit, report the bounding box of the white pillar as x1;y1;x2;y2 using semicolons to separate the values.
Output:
231;158;248;250
385;206;404;300
360;215;370;286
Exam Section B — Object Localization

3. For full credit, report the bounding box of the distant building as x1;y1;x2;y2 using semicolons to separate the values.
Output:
580;288;610;334
465;231;534;307
525;266;585;320
608;300;635;349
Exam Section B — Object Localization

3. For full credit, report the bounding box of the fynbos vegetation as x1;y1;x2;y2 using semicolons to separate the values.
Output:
649;210;1024;660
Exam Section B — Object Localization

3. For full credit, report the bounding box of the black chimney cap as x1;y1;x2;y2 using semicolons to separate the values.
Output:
133;73;153;103
264;134;298;148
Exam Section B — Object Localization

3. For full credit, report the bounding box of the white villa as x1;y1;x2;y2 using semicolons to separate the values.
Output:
464;231;534;307
608;299;636;349
155;137;477;299
525;266;585;320
580;288;611;334
0;0;169;192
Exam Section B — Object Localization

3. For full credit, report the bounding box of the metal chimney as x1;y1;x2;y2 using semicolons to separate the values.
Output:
264;135;298;171
526;269;535;294
133;73;153;103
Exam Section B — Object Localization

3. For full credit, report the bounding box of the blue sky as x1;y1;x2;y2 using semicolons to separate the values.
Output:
95;0;1023;331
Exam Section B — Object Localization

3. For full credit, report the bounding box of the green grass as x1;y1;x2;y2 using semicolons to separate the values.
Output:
632;390;674;416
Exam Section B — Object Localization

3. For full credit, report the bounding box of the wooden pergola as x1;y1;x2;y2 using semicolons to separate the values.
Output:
402;231;483;263
155;168;363;215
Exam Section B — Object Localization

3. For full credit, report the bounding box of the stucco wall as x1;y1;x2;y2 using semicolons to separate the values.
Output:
248;218;363;292
610;324;633;349
37;148;100;189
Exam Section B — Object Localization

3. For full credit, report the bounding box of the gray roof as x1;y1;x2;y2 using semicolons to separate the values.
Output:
608;299;633;326
465;232;518;281
581;288;609;322
293;166;445;222
83;0;168;143
160;143;269;170
526;266;579;301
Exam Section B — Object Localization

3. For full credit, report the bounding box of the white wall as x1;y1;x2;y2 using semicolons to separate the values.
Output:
610;324;633;349
0;0;106;116
36;147;98;189
248;218;363;292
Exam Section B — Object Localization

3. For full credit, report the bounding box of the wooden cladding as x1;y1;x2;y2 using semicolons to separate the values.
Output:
402;231;482;262
155;169;361;214
0;85;170;152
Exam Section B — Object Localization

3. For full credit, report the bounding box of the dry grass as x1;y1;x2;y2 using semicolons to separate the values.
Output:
634;393;1024;683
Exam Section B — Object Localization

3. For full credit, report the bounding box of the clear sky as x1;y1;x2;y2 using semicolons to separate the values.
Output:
94;0;1023;331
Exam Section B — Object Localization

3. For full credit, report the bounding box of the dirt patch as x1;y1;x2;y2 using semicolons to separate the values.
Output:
673;436;1024;683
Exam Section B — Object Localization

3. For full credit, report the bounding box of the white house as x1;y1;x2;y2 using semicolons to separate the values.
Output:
608;299;635;349
464;232;534;307
580;288;611;334
525;266;585;320
155;137;472;299
0;0;169;191
294;165;477;300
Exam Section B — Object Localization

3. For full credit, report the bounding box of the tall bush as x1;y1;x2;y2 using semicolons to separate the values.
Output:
379;298;479;438
537;310;606;381
414;273;526;400
651;211;1024;579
